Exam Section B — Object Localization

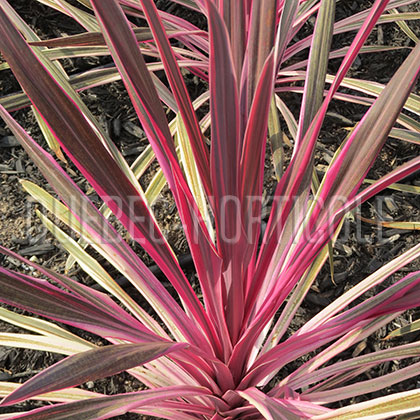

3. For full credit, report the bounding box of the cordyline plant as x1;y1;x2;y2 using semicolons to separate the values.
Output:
0;0;420;418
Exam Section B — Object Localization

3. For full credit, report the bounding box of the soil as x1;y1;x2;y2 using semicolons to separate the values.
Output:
0;1;420;419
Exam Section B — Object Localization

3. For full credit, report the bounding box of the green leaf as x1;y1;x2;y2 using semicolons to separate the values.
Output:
386;318;420;339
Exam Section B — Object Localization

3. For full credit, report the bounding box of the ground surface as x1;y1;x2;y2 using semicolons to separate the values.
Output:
0;0;420;419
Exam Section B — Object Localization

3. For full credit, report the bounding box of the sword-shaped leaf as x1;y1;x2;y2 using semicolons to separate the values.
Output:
3;387;209;420
138;0;212;196
386;319;420;339
0;382;100;403
239;387;326;420
0;261;159;343
312;388;420;420
0;104;206;347
90;0;223;356
0;306;92;346
296;0;335;148
1;342;186;407
0;333;94;356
